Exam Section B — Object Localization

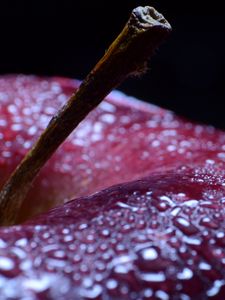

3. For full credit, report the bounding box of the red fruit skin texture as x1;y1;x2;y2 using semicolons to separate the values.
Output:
1;75;225;299
1;75;225;221
0;166;225;299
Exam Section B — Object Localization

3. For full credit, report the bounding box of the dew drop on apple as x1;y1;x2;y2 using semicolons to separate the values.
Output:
155;200;171;212
206;279;225;297
116;201;139;212
42;244;59;253
167;144;177;152
143;288;153;298
159;195;175;206
23;274;58;293
151;139;161;147
8;104;18;115
20;259;32;271
155;290;170;300
120;115;131;124
114;263;132;276
139;271;166;283
80;263;89;274
52;250;66;259
199;262;212;271
80;283;103;299
11;247;27;260
99;101;116;113
15;238;28;247
177;267;193;280
63;234;73;243
86;245;96;254
0;119;7;127
200;216;219;229
100;229;110;237
47;258;67;270
140;247;159;261
95;260;106;273
106;278;118;290
100;113;116;124
216;231;224;239
0;256;15;271
0;239;7;249
82;277;93;288
2;151;11;158
171;206;181;217
73;272;81;283
182;200;199;207
174;217;198;235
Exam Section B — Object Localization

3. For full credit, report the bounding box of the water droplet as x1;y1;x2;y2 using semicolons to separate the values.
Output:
140;248;158;261
177;268;193;280
23;274;55;292
15;238;28;247
207;280;225;297
199;262;211;271
0;257;14;271
0;239;7;248
200;217;219;229
100;113;116;124
106;279;118;290
143;288;153;298
183;236;202;246
46;258;66;269
80;284;103;299
174;217;197;235
183;200;198;207
100;101;116;113
28;125;37;135
139;272;166;282
155;290;169;300
116;202;138;212
216;232;224;239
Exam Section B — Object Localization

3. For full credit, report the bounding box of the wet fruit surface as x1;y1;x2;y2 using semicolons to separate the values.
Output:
1;75;225;298
0;166;225;299
1;75;225;221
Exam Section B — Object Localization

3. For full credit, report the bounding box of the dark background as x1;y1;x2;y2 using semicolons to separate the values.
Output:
0;1;224;128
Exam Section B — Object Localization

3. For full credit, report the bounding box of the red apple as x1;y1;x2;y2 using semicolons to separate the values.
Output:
0;165;224;299
1;75;224;222
0;75;225;298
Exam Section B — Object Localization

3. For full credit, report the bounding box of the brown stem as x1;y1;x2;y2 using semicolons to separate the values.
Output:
0;6;171;226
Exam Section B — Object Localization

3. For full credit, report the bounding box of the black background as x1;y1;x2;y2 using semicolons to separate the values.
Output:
0;1;224;128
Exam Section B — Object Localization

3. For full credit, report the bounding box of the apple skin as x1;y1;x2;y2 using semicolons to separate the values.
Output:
0;166;224;299
0;75;225;299
1;75;225;222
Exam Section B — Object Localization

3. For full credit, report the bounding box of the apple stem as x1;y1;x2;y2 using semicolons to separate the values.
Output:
0;6;171;226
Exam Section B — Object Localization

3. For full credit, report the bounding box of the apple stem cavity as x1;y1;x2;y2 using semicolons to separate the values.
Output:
0;6;171;226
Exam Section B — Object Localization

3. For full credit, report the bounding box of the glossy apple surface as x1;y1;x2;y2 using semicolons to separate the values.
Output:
1;75;225;221
0;165;224;299
0;75;225;298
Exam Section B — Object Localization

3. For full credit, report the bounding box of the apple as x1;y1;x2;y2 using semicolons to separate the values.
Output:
0;4;224;299
0;75;225;299
1;75;224;223
0;164;224;298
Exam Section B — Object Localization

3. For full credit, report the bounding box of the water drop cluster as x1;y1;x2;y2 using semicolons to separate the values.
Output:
1;75;225;222
1;75;225;298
